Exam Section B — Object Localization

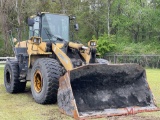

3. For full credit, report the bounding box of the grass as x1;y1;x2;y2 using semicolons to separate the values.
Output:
0;67;72;120
0;67;160;120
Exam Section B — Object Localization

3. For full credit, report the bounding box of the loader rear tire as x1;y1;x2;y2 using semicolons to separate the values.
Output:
4;60;26;93
31;58;62;104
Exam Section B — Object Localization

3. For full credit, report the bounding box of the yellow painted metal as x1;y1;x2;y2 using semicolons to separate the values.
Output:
15;39;52;68
52;44;73;71
56;43;64;49
38;42;47;52
68;41;93;63
34;70;43;93
69;42;83;49
80;49;91;64
15;37;93;70
15;41;27;47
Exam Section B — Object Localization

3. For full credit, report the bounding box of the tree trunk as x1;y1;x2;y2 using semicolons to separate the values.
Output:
107;0;110;36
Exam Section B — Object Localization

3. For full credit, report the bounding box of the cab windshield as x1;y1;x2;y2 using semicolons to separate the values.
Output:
41;14;69;41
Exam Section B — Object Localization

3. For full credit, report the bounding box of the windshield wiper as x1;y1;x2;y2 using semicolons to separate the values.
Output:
44;28;52;42
43;28;64;42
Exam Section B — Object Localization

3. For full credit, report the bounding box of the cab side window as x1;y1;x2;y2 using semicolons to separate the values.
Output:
29;17;40;38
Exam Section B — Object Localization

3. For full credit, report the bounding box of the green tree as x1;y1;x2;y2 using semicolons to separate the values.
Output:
97;33;116;57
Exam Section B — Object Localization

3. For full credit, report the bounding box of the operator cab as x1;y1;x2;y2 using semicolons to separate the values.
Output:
28;13;70;42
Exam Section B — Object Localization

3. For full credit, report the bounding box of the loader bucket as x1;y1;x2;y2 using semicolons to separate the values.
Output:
58;63;159;120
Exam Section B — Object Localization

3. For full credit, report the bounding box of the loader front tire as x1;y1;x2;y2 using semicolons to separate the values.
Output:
4;61;26;93
31;58;62;104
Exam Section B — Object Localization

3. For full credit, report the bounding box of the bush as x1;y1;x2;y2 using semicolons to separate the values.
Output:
96;34;116;57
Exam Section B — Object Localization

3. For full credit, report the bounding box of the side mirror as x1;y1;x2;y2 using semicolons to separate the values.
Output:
74;23;79;31
27;18;35;26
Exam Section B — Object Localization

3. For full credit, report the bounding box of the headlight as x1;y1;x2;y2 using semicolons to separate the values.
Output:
90;41;96;46
34;39;37;43
88;40;97;47
32;37;41;44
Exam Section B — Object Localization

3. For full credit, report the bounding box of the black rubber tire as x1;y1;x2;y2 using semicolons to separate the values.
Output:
4;61;26;93
31;58;63;104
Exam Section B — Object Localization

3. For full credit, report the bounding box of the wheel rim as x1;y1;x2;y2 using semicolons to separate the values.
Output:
34;70;43;93
6;70;11;84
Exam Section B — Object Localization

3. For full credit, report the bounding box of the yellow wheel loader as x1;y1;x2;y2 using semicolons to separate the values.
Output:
4;12;159;119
